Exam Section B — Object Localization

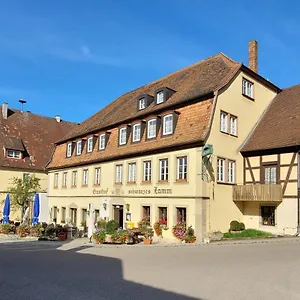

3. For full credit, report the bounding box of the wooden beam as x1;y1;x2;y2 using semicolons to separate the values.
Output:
282;152;297;196
246;157;256;183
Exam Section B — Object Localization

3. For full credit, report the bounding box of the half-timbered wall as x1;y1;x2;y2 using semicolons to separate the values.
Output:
243;152;298;234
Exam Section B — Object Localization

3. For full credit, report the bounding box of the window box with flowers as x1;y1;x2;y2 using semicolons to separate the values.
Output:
153;219;168;237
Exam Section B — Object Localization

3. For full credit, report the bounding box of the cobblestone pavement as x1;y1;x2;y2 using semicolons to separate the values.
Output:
0;238;300;299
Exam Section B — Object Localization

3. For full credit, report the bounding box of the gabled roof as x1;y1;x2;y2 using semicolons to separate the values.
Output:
0;108;78;171
241;84;300;154
58;53;245;144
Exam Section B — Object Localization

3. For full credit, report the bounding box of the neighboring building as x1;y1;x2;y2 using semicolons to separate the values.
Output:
238;84;300;235
0;102;77;219
47;41;280;241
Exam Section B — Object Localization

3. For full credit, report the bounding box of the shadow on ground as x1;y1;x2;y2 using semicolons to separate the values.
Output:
0;241;203;300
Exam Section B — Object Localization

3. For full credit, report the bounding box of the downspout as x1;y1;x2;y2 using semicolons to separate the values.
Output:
202;90;219;243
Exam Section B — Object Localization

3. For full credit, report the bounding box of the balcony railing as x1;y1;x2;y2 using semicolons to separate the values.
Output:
233;184;282;202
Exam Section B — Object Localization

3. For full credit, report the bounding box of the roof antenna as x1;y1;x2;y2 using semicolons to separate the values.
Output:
19;99;26;112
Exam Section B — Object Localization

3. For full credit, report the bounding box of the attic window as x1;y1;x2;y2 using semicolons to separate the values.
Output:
67;143;72;157
76;141;82;155
7;149;21;159
139;98;146;110
156;91;164;104
119;127;127;145
87;137;93;153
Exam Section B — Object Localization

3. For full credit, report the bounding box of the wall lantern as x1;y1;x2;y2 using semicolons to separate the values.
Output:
103;203;107;210
126;203;130;212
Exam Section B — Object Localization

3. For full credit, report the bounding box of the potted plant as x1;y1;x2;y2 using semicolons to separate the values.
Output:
93;229;106;244
141;225;154;245
153;219;168;237
17;225;29;238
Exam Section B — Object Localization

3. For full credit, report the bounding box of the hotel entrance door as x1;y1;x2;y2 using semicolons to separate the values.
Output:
113;205;124;228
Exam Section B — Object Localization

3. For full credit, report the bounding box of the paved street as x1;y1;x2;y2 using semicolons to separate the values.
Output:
0;240;300;300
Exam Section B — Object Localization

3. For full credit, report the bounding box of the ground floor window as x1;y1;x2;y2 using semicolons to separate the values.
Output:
82;209;87;227
261;206;275;226
143;206;151;218
95;209;100;222
158;207;168;223
70;208;77;226
176;207;187;223
61;207;66;223
52;206;58;222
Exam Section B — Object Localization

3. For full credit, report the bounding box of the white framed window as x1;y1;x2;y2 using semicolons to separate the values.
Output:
159;159;168;181
128;163;136;183
7;150;21;159
242;78;254;98
119;127;127;145
220;112;228;133
217;158;225;183
72;171;77;187
76;141;82;155
116;164;123;183
163;114;173;135
228;160;235;184
54;173;59;188
87;137;93;153
132;124;141;142
62;172;67;187
67;143;72;157
177;156;187;180
82;169;89;186
94;167;101;185
139;97;146;110
229;115;237;136
143;161;151;182
99;134;106;150
157;91;164;104
147;119;157;139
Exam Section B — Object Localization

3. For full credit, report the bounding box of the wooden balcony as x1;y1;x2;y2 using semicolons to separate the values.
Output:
233;184;282;202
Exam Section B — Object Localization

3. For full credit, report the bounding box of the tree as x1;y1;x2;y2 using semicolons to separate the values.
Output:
7;176;42;217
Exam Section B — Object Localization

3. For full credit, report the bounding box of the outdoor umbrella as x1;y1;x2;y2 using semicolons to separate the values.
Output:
32;193;40;225
2;194;10;224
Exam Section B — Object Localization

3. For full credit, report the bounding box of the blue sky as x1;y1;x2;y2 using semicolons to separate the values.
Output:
0;1;299;123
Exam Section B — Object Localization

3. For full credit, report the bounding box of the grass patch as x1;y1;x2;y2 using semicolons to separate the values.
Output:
223;229;273;239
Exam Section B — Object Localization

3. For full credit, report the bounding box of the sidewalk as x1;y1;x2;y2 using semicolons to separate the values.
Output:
57;235;300;251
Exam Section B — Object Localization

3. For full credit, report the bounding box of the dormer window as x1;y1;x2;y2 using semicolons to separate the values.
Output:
132;124;141;142
76;141;82;155
147;119;157;139
87;137;93;153
156;91;164;104
67;143;72;157
163;114;173;135
139;98;146;110
99;134;106;150
7;149;21;159
119;127;127;145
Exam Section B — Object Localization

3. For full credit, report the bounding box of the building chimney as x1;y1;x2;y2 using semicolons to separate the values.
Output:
55;115;61;123
2;102;8;119
248;40;258;73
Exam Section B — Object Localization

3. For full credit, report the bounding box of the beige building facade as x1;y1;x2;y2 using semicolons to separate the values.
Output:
47;41;282;241
0;102;77;220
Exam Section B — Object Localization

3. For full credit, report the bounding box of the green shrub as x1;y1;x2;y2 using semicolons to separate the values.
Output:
96;219;107;229
105;220;119;233
239;222;246;231
230;220;245;231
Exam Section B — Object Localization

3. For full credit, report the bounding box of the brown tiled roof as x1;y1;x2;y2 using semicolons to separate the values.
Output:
241;84;300;153
47;99;214;169
0;108;78;171
4;137;25;151
58;53;243;143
